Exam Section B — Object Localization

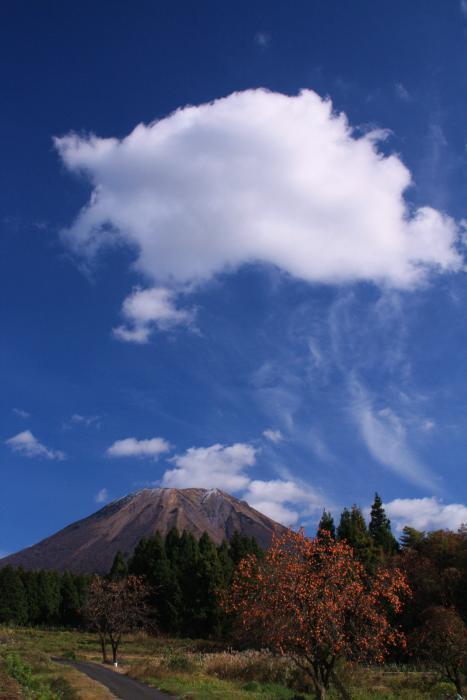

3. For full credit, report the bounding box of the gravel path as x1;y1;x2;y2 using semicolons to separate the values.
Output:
53;658;173;699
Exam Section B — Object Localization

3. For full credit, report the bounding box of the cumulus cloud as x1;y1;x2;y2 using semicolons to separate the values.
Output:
5;431;65;460
243;479;322;525
113;286;193;344
94;487;109;504
385;497;467;532
263;428;284;443
106;436;171;459
56;89;461;305
162;443;256;491
351;383;436;490
161;440;323;525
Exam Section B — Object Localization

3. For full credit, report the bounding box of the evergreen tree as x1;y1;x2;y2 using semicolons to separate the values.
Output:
60;571;80;626
129;532;181;632
109;551;128;580
165;527;181;569
176;531;201;635
400;526;425;550
317;510;336;539
37;570;61;624
21;570;41;624
194;532;225;637
229;531;262;567
369;493;398;556
337;505;375;569
217;540;234;586
0;566;28;625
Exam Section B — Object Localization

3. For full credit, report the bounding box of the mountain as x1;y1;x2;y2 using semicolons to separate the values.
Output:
1;488;287;574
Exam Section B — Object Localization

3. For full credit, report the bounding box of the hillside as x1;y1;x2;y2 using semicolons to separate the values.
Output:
1;488;287;574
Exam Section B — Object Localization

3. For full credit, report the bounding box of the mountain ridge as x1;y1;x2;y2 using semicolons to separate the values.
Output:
1;487;287;574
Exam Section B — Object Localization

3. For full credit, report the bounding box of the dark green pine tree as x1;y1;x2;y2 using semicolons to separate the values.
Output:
0;567;29;625
60;571;80;626
165;527;181;569
129;532;181;633
400;525;425;550
21;570;42;624
337;505;375;569
217;540;234;586
368;493;398;557
37;570;61;624
229;531;262;568
176;531;201;636
193;532;225;637
108;551;128;580
317;510;336;539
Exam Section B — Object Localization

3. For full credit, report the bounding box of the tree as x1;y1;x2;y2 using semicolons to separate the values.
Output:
194;532;225;637
229;531;262;568
82;575;148;665
0;567;28;625
60;571;80;626
400;526;425;550
317;510;335;540
227;529;410;700
369;493;398;556
128;533;181;632
412;607;467;697
337;505;375;569
108;551;128;581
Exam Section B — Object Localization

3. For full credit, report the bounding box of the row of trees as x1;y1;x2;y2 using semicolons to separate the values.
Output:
0;567;88;627
0;529;260;635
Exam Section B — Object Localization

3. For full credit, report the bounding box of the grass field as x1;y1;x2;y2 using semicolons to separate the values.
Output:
0;627;460;699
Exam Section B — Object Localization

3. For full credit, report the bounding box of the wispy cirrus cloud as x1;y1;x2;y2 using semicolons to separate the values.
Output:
5;430;65;460
94;487;109;504
350;381;436;491
13;408;30;419
262;428;284;443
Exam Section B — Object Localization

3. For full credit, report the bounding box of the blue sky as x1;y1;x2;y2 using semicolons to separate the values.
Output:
2;0;467;556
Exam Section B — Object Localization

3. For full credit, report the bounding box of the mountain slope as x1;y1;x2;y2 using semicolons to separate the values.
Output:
1;488;287;574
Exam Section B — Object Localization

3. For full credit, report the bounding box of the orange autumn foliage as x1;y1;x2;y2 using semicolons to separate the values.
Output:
226;529;410;700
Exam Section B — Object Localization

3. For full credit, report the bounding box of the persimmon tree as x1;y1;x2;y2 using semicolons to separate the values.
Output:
412;606;466;697
226;529;410;700
82;575;148;665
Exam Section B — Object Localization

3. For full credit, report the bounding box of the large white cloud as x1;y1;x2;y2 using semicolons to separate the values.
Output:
161;441;323;525
243;478;322;525
56;88;461;299
106;436;171;459
384;497;467;532
5;430;65;460
162;443;256;491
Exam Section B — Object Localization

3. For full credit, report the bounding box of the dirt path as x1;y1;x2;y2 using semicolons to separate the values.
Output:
54;659;173;699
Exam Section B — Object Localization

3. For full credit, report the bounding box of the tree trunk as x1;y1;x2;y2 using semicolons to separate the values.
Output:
99;635;108;664
110;638;119;665
312;681;326;700
330;669;352;700
453;669;464;698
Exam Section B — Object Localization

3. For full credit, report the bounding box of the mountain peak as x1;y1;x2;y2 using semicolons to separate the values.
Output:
1;488;286;574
